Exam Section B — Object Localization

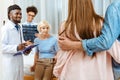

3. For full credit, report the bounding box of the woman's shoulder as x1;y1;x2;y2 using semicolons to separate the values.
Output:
49;35;58;40
34;38;40;43
60;21;66;30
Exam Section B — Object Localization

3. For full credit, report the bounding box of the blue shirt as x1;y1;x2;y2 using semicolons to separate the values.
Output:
82;0;120;79
34;36;58;58
82;0;120;56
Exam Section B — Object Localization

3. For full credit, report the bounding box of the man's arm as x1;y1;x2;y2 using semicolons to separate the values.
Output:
82;3;120;56
58;36;83;51
58;2;120;55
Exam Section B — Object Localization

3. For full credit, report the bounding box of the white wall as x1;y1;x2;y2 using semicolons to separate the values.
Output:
92;0;114;17
0;0;14;26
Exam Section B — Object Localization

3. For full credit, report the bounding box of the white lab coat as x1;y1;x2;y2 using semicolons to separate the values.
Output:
1;21;24;80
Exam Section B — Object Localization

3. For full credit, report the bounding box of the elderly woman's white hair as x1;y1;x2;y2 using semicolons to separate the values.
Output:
37;20;51;32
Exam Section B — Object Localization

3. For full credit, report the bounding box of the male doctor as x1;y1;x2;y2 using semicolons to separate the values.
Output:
1;4;31;80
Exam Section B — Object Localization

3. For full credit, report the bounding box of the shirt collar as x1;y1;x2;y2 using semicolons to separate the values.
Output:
8;20;20;29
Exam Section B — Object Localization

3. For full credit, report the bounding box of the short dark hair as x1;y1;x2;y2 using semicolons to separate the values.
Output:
8;4;21;20
26;6;38;15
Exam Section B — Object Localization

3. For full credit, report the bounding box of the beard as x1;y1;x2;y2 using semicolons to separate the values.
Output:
16;20;21;23
12;20;21;24
11;17;21;24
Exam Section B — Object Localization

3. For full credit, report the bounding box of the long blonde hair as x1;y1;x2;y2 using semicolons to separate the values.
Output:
59;0;103;40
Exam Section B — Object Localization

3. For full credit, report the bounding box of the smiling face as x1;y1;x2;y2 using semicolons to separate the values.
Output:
9;9;22;24
27;11;35;22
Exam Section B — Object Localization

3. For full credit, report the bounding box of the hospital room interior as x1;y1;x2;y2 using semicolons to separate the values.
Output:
0;0;116;80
